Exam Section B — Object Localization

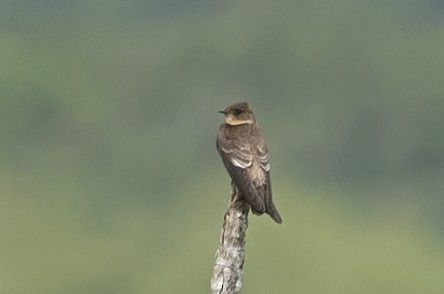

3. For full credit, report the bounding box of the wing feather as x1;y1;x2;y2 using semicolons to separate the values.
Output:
257;142;270;172
217;134;265;213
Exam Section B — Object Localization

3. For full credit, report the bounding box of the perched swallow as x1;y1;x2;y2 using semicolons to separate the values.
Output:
216;102;282;224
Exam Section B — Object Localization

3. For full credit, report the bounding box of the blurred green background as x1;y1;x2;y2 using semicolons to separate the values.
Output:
1;0;444;293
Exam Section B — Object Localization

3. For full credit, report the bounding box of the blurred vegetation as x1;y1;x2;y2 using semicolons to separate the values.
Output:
1;0;444;293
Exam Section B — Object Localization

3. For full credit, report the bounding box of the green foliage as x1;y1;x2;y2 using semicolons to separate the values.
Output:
1;0;444;293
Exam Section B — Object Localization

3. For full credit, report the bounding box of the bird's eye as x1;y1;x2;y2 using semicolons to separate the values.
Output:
233;109;242;115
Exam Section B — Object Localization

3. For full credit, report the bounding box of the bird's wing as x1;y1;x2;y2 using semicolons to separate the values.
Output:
256;141;270;172
216;137;266;213
254;136;282;223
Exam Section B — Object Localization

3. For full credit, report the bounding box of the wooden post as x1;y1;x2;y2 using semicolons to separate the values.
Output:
210;186;250;294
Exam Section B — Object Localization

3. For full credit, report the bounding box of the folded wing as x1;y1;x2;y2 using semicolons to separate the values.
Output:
216;138;266;213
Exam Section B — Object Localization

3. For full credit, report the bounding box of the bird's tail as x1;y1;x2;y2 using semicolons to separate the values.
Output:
266;201;282;224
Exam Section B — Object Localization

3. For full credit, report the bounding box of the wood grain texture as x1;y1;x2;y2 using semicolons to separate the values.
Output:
210;186;249;294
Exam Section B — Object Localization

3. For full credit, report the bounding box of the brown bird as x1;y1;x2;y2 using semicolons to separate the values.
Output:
216;102;282;224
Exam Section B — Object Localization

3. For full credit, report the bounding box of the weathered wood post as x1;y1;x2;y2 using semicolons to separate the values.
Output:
210;186;249;294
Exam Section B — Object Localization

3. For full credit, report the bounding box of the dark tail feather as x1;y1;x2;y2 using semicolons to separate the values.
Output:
264;182;282;224
266;201;282;224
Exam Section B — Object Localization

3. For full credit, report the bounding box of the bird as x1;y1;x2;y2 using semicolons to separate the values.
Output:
216;102;282;224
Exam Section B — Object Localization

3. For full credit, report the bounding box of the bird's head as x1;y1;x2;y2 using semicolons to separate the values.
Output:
219;102;255;125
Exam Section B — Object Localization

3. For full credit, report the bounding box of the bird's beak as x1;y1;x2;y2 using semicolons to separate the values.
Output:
218;110;227;115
